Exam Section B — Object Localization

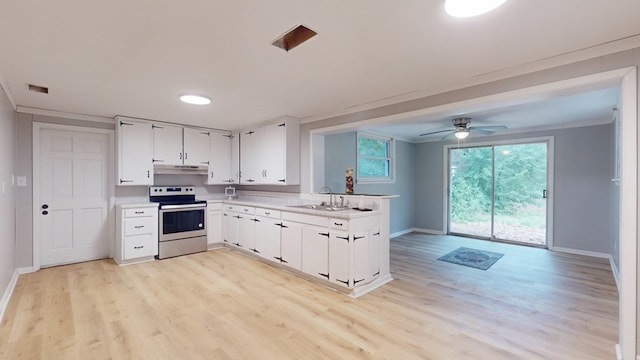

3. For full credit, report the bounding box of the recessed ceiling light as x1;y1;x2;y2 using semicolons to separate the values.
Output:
179;94;211;105
445;0;506;18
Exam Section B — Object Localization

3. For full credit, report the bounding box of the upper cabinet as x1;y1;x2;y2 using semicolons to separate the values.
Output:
239;117;300;185
230;133;240;184
152;124;210;167
152;124;182;165
116;117;153;186
183;128;210;166
208;131;233;184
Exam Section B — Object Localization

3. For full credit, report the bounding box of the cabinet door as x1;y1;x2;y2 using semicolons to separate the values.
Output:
208;132;232;184
280;221;302;270
369;230;381;279
117;119;153;185
240;130;258;184
255;216;281;262
222;211;238;246
330;231;351;288
302;226;329;280
352;232;370;285
263;122;287;184
207;211;222;246
230;133;240;184
238;214;255;251
183;127;211;166
152;124;183;165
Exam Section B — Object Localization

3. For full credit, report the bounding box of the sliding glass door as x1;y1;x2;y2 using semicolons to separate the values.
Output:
449;142;548;247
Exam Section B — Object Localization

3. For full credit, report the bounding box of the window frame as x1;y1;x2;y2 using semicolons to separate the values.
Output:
356;131;396;184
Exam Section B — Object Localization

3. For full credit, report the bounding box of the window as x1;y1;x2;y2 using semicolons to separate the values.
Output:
357;132;395;183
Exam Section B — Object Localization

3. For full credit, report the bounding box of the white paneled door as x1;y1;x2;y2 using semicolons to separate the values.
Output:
37;127;111;267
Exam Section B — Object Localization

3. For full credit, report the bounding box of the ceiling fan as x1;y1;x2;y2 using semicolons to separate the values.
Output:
419;117;508;140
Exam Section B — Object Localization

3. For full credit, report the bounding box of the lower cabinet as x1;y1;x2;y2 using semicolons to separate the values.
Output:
279;220;302;270
237;206;256;251
301;226;330;281
329;231;351;287
207;202;223;247
115;204;158;265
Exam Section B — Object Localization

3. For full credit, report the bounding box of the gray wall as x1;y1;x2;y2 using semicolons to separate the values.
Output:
0;85;16;295
323;132;416;234
414;124;613;254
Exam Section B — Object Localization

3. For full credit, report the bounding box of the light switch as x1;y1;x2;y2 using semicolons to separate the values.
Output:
17;176;27;187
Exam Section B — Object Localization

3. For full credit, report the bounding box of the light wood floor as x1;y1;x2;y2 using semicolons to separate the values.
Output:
0;234;618;359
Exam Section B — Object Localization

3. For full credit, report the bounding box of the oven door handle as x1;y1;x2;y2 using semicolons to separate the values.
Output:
160;204;207;210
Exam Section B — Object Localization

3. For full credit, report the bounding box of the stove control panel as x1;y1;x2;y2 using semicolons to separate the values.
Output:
149;186;196;196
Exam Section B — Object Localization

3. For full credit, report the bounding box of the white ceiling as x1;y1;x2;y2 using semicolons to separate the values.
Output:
0;1;639;132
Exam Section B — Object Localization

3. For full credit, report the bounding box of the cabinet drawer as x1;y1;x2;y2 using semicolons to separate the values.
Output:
330;219;349;230
124;217;156;236
123;234;156;259
207;202;223;211
255;207;280;219
282;212;328;228
124;208;156;218
239;206;255;215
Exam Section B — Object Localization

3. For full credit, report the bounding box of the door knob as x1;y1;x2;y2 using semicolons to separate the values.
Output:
42;204;48;209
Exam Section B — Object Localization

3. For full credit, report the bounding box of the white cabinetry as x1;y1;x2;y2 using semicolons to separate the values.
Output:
302;226;330;281
208;132;233;184
116;117;153;185
279;220;302;271
239;118;300;185
115;204;158;264
152;124;210;167
152;124;183;165
237;206;256;251
207;202;223;248
183;127;210;166
329;231;351;287
230;133;240;184
222;204;239;246
254;208;282;262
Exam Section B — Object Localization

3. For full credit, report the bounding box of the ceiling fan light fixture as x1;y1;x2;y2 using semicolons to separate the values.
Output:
444;0;507;18
179;94;211;105
454;130;470;139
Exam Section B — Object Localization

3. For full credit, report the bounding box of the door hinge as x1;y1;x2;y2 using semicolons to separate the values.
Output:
278;123;285;127
319;232;330;238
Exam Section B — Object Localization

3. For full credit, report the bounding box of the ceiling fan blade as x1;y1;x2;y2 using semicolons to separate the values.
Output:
469;125;508;131
419;129;454;136
469;128;493;135
441;132;456;140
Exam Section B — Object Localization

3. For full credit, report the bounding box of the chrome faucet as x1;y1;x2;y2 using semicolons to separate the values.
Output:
319;186;334;207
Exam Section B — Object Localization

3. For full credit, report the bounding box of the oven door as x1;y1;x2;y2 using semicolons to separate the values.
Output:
159;205;206;242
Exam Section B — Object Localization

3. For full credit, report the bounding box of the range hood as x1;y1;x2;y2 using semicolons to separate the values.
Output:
154;164;208;175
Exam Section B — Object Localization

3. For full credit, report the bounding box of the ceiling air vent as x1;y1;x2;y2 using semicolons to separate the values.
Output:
27;84;48;94
272;25;317;52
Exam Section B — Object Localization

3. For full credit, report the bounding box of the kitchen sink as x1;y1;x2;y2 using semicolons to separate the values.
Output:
287;204;350;212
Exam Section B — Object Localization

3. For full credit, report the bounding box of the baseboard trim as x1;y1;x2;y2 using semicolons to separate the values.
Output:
411;228;445;235
609;256;620;293
615;344;621;360
17;266;36;275
390;229;414;238
551;246;609;259
0;269;19;324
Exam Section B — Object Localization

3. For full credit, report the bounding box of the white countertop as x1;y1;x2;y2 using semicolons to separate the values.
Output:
218;199;380;219
116;202;159;209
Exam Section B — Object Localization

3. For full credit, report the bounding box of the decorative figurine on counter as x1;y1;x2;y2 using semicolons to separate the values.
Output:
345;167;354;194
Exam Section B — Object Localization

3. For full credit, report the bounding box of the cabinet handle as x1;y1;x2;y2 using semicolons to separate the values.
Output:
353;235;365;241
147;170;150;178
264;211;270;215
211;172;214;178
318;273;329;279
134;211;144;214
134;225;144;229
179;153;183;160
334;222;343;226
134;246;144;249
185;152;188;160
319;232;329;238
